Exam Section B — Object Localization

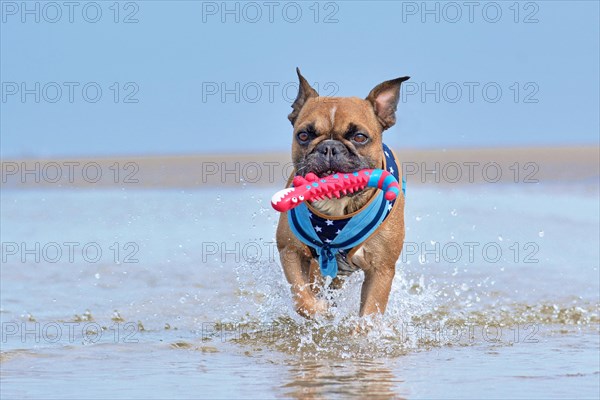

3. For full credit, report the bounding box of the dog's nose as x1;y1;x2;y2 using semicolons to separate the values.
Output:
316;140;345;158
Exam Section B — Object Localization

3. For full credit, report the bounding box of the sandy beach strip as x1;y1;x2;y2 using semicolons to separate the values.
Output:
1;146;598;189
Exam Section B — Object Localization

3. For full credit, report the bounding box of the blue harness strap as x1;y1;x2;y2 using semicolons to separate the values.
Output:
288;143;404;278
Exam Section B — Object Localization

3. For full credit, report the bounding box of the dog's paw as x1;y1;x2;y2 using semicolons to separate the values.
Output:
295;298;328;319
351;318;380;336
351;323;368;336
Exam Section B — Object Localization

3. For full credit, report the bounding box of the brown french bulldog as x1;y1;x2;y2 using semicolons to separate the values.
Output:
276;68;410;318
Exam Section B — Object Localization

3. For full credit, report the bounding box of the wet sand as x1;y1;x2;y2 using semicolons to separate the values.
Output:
2;145;598;188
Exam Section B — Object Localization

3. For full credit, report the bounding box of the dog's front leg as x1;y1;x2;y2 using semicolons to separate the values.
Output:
279;246;327;318
359;265;395;316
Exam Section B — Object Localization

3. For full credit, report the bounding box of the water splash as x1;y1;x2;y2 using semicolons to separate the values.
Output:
219;258;599;359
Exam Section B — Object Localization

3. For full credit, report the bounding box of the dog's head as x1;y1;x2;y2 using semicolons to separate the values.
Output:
288;69;409;186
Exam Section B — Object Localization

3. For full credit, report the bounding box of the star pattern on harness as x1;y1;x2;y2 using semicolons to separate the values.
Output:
309;214;351;245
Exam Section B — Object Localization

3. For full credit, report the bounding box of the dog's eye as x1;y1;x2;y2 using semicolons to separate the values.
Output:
353;133;369;144
297;132;310;143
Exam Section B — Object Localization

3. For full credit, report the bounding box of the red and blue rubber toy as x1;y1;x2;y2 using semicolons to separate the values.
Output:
271;169;400;212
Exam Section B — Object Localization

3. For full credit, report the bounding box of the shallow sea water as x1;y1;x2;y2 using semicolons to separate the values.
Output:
1;184;599;399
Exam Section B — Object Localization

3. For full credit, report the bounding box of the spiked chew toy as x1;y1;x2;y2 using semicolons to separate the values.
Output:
271;169;399;212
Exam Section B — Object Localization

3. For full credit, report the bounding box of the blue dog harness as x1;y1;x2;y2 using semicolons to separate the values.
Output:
288;143;405;278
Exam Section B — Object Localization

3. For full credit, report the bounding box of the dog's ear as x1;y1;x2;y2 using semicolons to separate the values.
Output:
288;68;319;125
366;76;410;130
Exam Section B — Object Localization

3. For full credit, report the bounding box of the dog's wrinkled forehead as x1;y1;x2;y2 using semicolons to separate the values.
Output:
293;97;382;137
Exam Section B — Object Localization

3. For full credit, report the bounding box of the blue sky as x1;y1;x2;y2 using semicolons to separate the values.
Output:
1;0;599;157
